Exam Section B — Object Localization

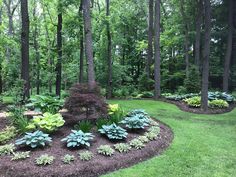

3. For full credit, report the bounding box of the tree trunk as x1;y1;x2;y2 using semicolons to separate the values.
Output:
21;0;30;101
201;0;211;111
223;0;233;92
154;0;161;99
79;1;84;83
106;0;112;98
56;11;62;97
147;0;154;78
0;7;3;94
82;0;96;88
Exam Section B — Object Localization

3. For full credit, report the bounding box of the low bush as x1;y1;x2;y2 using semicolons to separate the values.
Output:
0;144;15;156
138;136;149;143
120;114;150;129
108;104;126;124
208;92;235;102
62;154;75;164
36;154;54;166
209;99;229;108
96;118;111;129
140;91;154;98
98;123;127;140
184;96;201;108
97;145;115;156
129;139;145;149
79;151;93;161
74;120;93;133
114;143;131;153
11;151;30;161
0;126;17;145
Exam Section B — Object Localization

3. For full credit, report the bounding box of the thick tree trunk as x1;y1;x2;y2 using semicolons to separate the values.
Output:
106;0;112;98
21;0;30;101
56;12;62;97
147;0;153;78
82;0;96;88
0;7;3;94
154;0;161;99
79;1;84;83
223;0;233;92
201;0;211;111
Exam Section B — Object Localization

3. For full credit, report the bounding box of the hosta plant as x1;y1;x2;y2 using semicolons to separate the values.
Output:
148;126;160;134
0;126;17;145
127;109;149;117
11;151;30;161
120;114;150;129
114;143;131;153
97;145;114;156
145;132;158;141
15;130;52;148
184;96;201;108
129;139;145;149
98;123;127;140
36;154;54;166
61;130;94;148
209;99;229;108
74;120;93;133
138;136;149;143
79;151;93;161
62;154;75;164
0;144;15;156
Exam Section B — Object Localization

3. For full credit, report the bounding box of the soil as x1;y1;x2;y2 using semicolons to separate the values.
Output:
0;113;173;177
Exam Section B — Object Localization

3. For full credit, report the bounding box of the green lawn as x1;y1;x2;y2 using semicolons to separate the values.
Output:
103;100;236;177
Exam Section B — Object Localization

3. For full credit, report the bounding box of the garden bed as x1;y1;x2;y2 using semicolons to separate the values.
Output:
0;114;173;177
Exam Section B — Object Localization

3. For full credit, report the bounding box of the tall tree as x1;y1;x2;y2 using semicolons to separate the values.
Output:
223;0;233;92
82;0;96;88
106;0;112;98
79;0;84;83
56;3;62;97
21;0;30;100
201;0;211;111
0;6;3;94
154;0;161;99
147;0;153;78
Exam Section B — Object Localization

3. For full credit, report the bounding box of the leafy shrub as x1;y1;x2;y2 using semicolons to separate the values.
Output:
120;114;150;129
108;104;126;124
11;151;30;161
165;93;199;101
184;96;201;108
31;112;65;133
97;145;115;156
99;123;127;140
96;118;111;129
15;130;52;148
74;120;93;133
61;130;94;148
138;73;155;91
0;144;15;156
64;83;108;120
114;143;131;153
148;125;161;134
36;154;54;166
209;99;229;108
62;154;75;164
129;139;145;149
26;95;64;114
0;126;17;145
108;104;119;115
145;132;158;140
140;91;154;98
208;92;235;102
79;151;93;161
127;109;149;117
184;66;201;93
138;136;149;143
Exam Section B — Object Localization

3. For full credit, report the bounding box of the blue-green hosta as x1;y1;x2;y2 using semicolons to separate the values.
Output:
98;123;127;140
15;130;52;148
61;130;94;148
120;114;150;129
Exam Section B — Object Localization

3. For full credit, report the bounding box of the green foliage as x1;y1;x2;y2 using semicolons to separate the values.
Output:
129;139;145;149
96;118;111;129
79;151;94;161
138;74;155;92
165;93;199;101
120;115;150;129
98;123;127;140
36;154;54;166
138;136;150;143
209;99;229;108
0;126;17;145
208;92;235;103
108;104;126;124
148;126;161;134
15;130;52;148
184;96;201;108
62;154;75;164
32;112;65;133
74;120;93;133
145;132;158;141
61;130;94;148
0;144;15;156
140;91;154;98
11;151;30;161
97;145;115;156
114;143;131;153
184;66;201;93
26;95;64;114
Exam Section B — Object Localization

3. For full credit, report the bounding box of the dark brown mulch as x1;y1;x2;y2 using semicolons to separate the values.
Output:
162;98;236;114
0;114;174;177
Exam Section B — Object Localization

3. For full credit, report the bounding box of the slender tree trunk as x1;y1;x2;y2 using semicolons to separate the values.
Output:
82;0;96;88
154;0;161;99
201;0;211;111
106;0;112;98
21;0;30;101
79;1;84;83
223;0;233;92
147;0;153;78
56;11;62;97
0;7;3;94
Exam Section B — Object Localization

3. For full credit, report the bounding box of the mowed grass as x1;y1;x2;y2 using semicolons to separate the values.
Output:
103;100;236;177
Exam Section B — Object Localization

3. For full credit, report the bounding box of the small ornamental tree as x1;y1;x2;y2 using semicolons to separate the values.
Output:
64;83;108;120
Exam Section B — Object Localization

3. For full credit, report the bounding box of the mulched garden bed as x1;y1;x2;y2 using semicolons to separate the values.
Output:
0;113;173;177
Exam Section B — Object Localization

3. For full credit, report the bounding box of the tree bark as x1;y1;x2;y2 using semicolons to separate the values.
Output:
21;0;30;100
147;0;153;78
106;0;112;98
56;10;62;97
201;0;211;111
223;0;233;92
0;7;3;94
154;0;161;99
79;1;84;83
82;0;96;88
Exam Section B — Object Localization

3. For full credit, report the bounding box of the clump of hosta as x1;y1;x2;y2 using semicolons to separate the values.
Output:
148;126;160;134
138;136;149;143
97;145;114;156
79;151;93;161
114;143;131;153
0;144;15;156
145;132;158;140
62;154;75;164
11;151;30;161
149;119;159;126
98;123;127;140
129;139;145;149
35;154;54;166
